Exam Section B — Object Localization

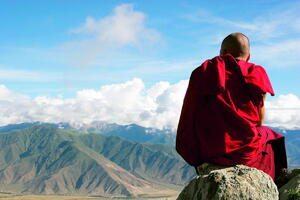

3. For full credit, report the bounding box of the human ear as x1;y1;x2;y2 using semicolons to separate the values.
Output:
246;54;250;62
220;49;227;56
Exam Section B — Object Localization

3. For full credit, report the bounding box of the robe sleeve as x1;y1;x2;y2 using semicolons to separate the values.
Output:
176;70;202;166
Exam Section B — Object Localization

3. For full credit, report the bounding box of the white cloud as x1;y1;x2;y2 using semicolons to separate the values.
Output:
185;5;300;41
0;80;299;130
64;4;161;67
0;85;33;125
184;10;257;33
72;4;159;45
184;5;300;68
251;39;300;68
0;79;187;130
265;94;300;129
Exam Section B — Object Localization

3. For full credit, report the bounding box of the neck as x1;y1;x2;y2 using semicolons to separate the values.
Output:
234;56;247;61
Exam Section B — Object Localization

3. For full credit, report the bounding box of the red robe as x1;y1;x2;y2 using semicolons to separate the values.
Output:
176;54;287;180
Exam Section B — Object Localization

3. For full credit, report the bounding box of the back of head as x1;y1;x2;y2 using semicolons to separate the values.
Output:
220;32;250;61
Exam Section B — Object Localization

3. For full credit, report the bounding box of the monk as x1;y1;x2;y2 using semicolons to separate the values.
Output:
176;33;287;182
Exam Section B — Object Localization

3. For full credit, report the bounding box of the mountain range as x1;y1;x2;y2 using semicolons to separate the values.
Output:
0;121;176;145
0;125;194;197
1;121;299;165
0;122;299;197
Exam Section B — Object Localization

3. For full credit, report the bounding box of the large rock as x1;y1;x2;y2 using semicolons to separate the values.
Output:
279;169;300;200
177;163;278;200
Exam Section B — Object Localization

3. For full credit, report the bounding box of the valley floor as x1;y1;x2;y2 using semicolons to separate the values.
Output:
0;193;179;200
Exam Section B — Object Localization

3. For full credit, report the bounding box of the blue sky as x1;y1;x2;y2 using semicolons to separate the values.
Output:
1;0;299;96
0;0;300;129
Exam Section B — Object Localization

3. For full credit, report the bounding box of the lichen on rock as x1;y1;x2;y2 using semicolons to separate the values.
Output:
177;164;279;200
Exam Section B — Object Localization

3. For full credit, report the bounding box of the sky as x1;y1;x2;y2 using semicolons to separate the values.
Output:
0;0;300;130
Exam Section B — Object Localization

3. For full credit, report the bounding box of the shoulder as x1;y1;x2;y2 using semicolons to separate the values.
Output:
191;56;224;74
190;59;209;78
188;56;226;94
243;62;271;80
246;62;268;74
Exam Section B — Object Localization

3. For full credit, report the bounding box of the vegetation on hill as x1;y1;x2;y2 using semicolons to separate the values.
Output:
0;125;194;197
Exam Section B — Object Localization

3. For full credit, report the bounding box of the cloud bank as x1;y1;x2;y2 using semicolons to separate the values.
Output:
265;94;300;129
0;79;299;130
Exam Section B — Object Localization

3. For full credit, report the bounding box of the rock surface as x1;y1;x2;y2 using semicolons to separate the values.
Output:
177;163;279;200
279;169;300;200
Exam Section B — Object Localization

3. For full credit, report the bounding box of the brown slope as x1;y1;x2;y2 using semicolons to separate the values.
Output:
0;126;177;197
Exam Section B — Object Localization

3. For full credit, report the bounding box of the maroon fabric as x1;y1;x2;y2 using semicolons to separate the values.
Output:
209;126;287;180
176;54;287;180
252;126;287;179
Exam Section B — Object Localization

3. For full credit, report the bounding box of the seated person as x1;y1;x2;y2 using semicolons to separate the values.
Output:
176;32;287;181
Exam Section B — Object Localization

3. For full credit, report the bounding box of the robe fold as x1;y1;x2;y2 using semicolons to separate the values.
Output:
176;54;287;180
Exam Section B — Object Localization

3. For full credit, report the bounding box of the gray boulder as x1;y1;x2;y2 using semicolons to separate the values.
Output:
177;163;278;200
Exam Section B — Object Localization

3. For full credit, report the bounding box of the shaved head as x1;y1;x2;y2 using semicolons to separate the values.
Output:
220;32;250;60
